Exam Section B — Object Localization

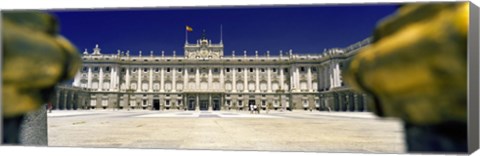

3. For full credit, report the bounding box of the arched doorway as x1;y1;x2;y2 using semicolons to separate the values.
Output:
199;95;209;111
187;96;196;110
212;95;221;111
153;99;160;110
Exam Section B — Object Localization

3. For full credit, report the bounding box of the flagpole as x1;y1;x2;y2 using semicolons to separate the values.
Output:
220;24;223;44
185;26;188;44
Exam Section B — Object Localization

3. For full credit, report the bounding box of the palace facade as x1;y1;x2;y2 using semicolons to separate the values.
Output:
53;35;371;112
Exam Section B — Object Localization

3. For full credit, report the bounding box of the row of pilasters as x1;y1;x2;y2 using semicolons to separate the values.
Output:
54;90;86;110
319;92;368;112
83;66;326;94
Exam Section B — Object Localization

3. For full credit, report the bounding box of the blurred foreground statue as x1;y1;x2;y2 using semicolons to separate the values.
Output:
2;12;81;144
344;3;468;152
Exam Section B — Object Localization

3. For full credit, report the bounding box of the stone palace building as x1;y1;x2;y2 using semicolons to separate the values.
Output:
53;33;371;112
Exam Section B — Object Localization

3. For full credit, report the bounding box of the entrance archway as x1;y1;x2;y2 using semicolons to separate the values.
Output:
212;99;220;111
248;100;255;111
153;99;160;110
200;100;209;110
187;96;196;110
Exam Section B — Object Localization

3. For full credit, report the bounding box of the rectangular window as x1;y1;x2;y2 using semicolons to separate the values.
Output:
226;68;230;72
102;99;108;106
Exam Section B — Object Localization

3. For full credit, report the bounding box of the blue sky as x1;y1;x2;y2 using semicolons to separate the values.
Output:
51;4;399;56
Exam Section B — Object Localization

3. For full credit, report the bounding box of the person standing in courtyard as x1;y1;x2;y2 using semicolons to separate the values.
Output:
47;102;52;113
249;104;253;114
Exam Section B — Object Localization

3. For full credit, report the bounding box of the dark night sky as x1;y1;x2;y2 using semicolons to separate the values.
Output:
50;4;399;56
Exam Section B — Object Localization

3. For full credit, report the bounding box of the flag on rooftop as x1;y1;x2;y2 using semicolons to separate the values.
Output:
186;25;193;32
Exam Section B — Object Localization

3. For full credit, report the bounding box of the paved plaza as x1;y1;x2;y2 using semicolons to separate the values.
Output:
47;110;406;153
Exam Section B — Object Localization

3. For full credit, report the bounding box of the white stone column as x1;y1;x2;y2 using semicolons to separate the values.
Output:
232;67;237;92
208;94;212;111
126;67;130;90
87;67;92;89
149;67;153;92
184;67;188;90
267;67;272;92
196;68;200;90
220;67;224;89
172;67;176;92
208;68;212;89
328;64;335;88
244;67;248;93
110;66;114;91
307;66;312;92
295;66;300;92
333;64;337;88
137;67;141;92
255;67;259;92
290;66;295;92
335;63;341;87
98;67;103;91
280;67;284;91
116;66;120;91
196;94;199;111
316;66;320;91
160;68;165;92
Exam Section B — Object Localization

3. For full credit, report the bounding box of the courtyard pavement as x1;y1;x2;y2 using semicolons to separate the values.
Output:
47;110;406;153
